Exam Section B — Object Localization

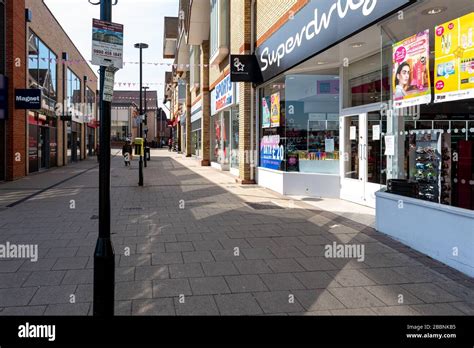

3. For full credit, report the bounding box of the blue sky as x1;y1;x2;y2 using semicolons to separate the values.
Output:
44;0;179;110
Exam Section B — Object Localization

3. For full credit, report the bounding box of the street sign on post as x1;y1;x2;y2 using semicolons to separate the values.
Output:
103;66;118;102
92;18;124;69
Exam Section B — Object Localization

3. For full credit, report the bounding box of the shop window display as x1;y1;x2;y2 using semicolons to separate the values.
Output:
259;73;340;174
380;0;474;210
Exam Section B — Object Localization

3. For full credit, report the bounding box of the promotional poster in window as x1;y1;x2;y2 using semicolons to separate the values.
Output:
392;29;431;108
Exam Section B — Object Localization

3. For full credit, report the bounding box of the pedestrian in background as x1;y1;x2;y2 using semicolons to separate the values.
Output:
168;138;172;152
122;140;133;167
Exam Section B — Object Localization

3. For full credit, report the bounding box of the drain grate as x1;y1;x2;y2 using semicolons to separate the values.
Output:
123;207;143;211
91;215;99;220
245;202;285;210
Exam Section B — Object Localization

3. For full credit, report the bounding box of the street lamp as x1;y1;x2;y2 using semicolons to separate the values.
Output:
134;43;148;186
89;0;118;317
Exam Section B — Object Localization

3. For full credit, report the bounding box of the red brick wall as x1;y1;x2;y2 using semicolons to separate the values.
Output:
5;0;27;181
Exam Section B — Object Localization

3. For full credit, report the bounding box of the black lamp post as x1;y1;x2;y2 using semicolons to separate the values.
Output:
134;43;148;185
88;0;117;317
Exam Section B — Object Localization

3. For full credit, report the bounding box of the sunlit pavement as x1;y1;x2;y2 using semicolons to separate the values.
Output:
0;149;473;315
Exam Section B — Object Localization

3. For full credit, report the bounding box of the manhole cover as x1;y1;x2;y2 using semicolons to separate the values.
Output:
245;202;285;210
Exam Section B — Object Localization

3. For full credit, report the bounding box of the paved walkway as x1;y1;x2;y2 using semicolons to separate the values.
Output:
0;149;473;315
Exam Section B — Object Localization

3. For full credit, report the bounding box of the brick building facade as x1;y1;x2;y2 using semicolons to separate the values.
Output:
1;0;97;181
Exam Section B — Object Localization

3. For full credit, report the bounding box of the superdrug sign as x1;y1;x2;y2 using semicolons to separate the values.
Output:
256;0;412;82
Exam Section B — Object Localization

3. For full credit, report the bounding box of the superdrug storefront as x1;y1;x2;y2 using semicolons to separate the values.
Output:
254;0;474;277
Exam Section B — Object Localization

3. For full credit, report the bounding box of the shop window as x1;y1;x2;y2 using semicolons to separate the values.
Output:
28;30;57;110
259;72;341;174
210;0;229;66
190;46;200;91
231;108;239;169
380;0;474;210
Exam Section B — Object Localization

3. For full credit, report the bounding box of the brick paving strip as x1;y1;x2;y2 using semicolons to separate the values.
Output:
0;149;473;316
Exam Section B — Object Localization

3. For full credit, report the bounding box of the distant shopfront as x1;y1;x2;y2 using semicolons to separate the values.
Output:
254;0;474;276
210;73;239;175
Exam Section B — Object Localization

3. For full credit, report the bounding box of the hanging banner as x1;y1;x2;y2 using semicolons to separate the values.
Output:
270;92;280;128
262;97;271;128
434;13;474;103
392;30;431;108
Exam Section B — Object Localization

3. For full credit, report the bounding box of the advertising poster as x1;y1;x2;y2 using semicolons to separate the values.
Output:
392;30;431;108
262;97;271;128
92;19;124;69
270;92;280;127
435;13;474;103
260;135;284;170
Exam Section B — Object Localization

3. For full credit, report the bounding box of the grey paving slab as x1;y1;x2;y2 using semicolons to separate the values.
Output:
52;257;89;270
61;269;93;285
183;251;215;263
265;258;305;273
23;270;66;287
241;248;276;260
192;240;223;251
115;281;153;301
174;295;220;315
328;287;386;309
201;261;239;277
135;265;169;281
260;273;305;291
132;298;175;315
18;259;55;272
293;289;346;311
371;305;420;315
294;271;341;289
30;285;77;305
233;260;272;274
295;257;338;271
0;287;38;307
169;263;204;278
359;267;412;285
152;278;192;298
400;283;461;303
329;308;377;315
411;303;465;315
365;285;424;306
165;242;195;253
224;275;268;293
0;272;30;288
211;249;244;262
253;291;304;314
214;293;263;315
44;303;90;316
44;247;78;258
116;267;136;282
119;254;151;267
115;300;132;316
189;277;231;295
0;305;46;315
327;269;376;287
151;252;183;265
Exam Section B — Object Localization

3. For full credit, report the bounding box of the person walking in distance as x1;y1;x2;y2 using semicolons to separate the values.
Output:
122;139;133;167
168;138;172;152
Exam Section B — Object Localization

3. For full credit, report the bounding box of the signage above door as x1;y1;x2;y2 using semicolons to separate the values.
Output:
230;55;263;83
255;0;413;82
15;89;42;110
